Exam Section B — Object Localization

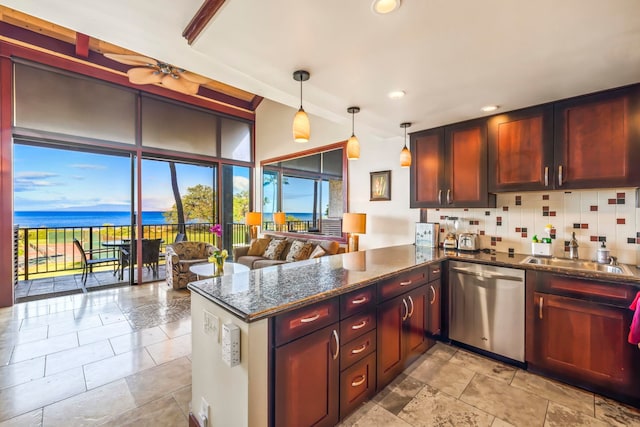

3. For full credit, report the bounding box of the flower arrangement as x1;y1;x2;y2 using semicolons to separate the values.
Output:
209;224;228;275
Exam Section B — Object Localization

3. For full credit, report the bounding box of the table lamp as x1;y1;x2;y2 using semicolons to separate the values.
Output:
273;212;286;232
342;213;366;252
246;211;262;240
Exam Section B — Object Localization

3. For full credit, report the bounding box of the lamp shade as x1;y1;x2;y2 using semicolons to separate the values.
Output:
400;146;412;167
273;212;286;225
342;213;367;234
293;108;310;142
346;135;360;160
245;211;262;226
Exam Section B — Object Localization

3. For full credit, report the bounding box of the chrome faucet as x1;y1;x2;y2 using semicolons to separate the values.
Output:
568;232;579;259
610;256;619;266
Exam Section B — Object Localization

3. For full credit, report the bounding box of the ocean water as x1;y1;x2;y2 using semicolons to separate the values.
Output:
14;211;315;228
14;211;168;228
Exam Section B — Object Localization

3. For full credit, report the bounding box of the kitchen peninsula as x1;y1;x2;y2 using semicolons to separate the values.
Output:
188;244;640;427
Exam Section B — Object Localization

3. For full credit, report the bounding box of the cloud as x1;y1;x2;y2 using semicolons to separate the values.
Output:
234;176;249;193
14;171;59;192
69;164;106;170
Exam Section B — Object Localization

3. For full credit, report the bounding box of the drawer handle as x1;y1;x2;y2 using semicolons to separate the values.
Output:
332;329;340;360
539;296;544;320
351;375;366;387
402;298;409;321
300;313;320;323
351;342;368;355
431;268;440;274
400;280;412;287
407;295;414;318
351;296;368;305
351;320;368;330
430;285;436;305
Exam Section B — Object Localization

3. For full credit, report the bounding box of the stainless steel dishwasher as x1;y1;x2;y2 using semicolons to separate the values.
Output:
448;260;525;362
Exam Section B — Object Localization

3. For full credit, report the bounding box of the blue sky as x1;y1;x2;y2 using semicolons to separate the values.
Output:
13;144;249;211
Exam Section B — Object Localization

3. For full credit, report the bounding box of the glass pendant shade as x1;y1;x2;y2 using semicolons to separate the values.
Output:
399;122;412;167
293;107;310;143
347;134;360;160
400;145;412;167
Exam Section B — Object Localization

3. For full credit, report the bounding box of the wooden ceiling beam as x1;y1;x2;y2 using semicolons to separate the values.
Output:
182;0;226;45
75;32;89;57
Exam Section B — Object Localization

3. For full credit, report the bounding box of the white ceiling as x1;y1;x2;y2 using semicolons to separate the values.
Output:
3;0;640;139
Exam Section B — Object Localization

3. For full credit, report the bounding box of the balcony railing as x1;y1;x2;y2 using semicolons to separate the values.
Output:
16;219;320;281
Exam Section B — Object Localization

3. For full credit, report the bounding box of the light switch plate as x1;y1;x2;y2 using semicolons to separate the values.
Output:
203;310;219;342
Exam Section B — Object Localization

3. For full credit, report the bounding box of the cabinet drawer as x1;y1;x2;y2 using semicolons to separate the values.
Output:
530;271;636;308
340;309;376;345
428;263;442;282
340;287;376;319
340;329;376;369
378;268;427;301
339;352;376;420
275;298;340;346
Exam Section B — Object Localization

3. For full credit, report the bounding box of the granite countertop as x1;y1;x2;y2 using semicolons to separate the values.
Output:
187;244;640;323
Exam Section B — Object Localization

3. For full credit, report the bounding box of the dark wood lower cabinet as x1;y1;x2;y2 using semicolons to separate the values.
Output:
274;323;339;427
531;292;638;393
377;285;429;390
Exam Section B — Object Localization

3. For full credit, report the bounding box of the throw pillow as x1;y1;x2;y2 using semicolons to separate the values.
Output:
263;239;288;260
309;245;326;259
247;238;271;256
286;241;314;262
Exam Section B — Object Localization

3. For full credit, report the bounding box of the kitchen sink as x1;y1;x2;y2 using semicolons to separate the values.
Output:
520;256;634;276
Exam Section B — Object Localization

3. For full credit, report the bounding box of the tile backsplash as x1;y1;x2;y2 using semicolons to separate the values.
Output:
425;188;640;265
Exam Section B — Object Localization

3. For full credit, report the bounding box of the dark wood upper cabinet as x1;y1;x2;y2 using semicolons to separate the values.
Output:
410;127;445;207
554;85;640;189
488;105;554;192
410;120;495;208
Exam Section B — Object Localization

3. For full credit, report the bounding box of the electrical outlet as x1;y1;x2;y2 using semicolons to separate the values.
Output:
199;397;210;427
203;310;219;342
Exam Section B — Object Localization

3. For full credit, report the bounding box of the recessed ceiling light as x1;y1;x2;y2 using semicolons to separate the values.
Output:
481;105;499;112
372;0;401;14
388;90;405;99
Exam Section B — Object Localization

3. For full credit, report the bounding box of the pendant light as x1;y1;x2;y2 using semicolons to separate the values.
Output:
292;70;310;143
400;122;412;168
346;106;361;160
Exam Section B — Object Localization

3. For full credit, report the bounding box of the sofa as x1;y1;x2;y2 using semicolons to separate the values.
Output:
166;241;216;289
233;233;345;270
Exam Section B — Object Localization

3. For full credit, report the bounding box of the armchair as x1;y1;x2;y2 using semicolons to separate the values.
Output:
165;241;217;289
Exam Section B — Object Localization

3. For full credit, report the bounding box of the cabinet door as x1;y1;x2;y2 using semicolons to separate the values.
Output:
377;293;405;390
487;105;554;192
554;85;640;189
427;280;441;337
410;127;445;208
275;323;340;427
404;285;429;365
445;119;495;207
532;292;637;392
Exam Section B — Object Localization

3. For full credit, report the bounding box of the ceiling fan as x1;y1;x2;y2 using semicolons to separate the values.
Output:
104;53;210;95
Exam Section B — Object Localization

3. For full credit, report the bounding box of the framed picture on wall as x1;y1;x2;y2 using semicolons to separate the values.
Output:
370;170;391;201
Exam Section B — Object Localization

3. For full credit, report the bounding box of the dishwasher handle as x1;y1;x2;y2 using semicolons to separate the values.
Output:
450;267;523;282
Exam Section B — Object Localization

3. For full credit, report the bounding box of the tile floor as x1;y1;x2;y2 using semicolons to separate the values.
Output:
2;281;640;426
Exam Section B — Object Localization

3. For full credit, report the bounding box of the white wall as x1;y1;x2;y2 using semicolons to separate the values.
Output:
255;99;420;250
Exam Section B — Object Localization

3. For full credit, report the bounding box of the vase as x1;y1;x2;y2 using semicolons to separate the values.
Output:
214;258;225;276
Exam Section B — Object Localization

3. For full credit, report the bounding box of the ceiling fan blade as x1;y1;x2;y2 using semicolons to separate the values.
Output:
177;70;211;84
161;75;200;95
104;53;157;67
127;67;163;84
